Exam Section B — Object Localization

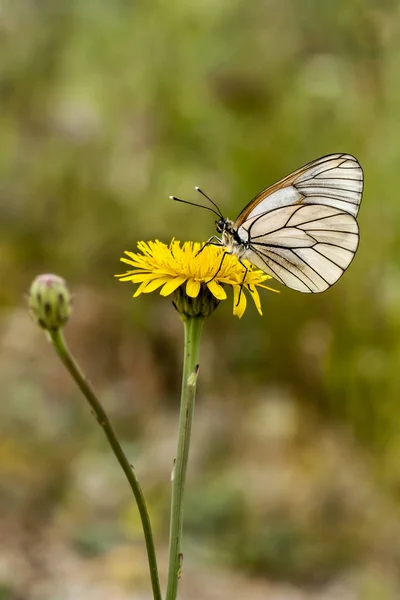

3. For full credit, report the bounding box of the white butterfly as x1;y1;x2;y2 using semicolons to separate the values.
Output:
172;153;363;293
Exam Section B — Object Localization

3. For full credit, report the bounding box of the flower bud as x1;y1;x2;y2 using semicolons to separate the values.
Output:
173;284;220;319
28;274;71;330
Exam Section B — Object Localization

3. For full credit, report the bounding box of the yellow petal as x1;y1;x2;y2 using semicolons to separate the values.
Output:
120;257;141;268
116;274;136;281
123;273;158;283
247;285;262;315
186;279;201;298
258;283;280;293
233;285;247;318
207;279;227;300
133;280;152;297
123;251;142;260
160;276;187;296
142;277;171;293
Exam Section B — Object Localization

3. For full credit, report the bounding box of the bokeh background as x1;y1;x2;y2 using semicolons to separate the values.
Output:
2;1;400;599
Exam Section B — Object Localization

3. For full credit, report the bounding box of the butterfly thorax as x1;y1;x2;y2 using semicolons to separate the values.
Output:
215;217;248;258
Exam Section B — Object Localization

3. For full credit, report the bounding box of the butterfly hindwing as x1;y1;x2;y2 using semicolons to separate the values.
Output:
238;204;359;293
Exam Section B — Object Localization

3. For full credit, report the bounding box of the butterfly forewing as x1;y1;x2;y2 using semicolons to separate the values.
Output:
235;153;363;226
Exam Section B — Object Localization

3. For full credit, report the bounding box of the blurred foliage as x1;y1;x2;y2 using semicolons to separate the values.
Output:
2;0;400;598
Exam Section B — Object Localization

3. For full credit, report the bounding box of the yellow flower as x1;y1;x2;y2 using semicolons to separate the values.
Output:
116;240;277;318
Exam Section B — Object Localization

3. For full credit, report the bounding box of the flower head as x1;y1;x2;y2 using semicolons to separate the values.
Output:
116;240;276;318
28;274;71;330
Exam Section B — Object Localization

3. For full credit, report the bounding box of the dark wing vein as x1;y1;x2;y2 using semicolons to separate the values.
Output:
249;246;314;291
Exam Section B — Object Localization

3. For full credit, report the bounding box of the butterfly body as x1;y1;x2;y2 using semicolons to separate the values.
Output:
215;217;249;258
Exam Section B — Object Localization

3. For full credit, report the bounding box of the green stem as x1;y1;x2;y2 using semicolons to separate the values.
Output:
165;316;203;600
49;329;162;600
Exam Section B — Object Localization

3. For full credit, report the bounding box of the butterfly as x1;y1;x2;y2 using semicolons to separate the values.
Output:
171;153;363;293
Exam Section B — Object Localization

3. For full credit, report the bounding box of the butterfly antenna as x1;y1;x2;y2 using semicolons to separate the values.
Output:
170;196;221;218
195;187;223;217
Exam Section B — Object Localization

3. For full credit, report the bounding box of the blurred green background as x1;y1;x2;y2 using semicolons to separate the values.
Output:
2;1;400;598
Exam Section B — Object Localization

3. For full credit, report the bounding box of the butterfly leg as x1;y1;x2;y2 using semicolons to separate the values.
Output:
195;236;223;257
235;259;249;306
206;250;232;283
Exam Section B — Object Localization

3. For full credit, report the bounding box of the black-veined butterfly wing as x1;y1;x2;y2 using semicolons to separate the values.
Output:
235;153;363;226
233;154;363;293
238;204;359;293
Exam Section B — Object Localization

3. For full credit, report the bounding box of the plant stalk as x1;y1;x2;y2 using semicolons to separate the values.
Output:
165;316;203;600
49;329;162;600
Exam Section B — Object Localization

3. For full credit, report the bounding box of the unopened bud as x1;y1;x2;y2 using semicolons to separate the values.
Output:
28;274;71;331
173;284;220;319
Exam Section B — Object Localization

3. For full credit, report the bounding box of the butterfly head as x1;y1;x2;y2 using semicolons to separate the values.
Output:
216;216;242;240
215;217;235;235
215;217;226;234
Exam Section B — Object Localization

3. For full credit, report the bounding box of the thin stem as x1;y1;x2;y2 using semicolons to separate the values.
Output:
165;316;203;600
49;329;162;600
